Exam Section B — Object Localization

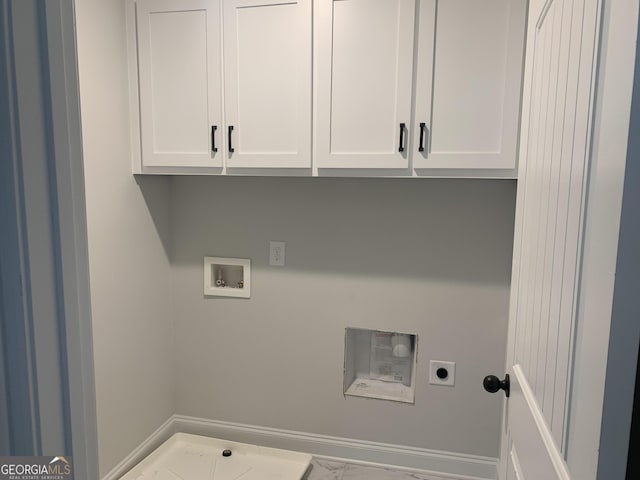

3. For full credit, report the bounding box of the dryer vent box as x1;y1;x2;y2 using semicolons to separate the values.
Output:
343;328;417;404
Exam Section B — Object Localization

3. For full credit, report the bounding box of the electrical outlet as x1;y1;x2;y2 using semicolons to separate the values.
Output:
429;360;456;387
269;241;285;266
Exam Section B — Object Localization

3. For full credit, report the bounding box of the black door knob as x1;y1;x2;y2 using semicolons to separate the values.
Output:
483;374;510;398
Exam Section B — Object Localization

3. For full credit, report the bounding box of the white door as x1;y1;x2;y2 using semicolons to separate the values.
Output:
412;0;526;172
314;0;415;170
223;0;312;169
498;0;601;478
136;0;222;168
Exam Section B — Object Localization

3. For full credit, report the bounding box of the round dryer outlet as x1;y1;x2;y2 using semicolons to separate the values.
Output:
429;360;456;386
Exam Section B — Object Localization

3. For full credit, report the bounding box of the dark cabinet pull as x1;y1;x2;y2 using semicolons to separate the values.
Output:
419;122;427;152
398;123;406;153
228;125;235;153
211;125;218;153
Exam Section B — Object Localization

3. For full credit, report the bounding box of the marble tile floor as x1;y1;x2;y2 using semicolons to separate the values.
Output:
304;458;459;480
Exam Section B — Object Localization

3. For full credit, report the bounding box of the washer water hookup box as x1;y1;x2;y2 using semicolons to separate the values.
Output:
204;257;250;298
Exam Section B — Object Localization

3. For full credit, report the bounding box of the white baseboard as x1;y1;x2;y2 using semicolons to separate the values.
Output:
102;414;498;480
101;416;175;480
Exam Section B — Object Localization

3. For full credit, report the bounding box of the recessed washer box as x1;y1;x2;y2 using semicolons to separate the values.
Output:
204;257;250;298
343;328;418;404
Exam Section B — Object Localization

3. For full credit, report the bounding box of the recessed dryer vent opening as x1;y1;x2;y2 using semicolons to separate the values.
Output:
344;328;417;404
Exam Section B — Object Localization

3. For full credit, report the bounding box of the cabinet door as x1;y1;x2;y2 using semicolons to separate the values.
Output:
136;0;222;168
413;0;526;171
223;0;311;169
315;0;415;169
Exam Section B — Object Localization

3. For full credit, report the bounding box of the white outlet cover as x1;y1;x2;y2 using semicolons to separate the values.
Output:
269;241;285;266
429;360;456;387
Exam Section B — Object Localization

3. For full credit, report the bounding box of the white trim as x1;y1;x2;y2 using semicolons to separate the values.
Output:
41;1;99;477
513;365;569;480
596;1;640;475
134;166;517;178
174;415;498;480
101;416;175;480
566;0;640;478
1;0;97;466
102;415;498;480
125;0;142;174
510;447;524;480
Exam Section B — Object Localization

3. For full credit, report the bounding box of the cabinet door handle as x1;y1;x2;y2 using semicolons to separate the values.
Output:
398;123;406;153
228;125;235;153
418;122;427;152
211;125;218;153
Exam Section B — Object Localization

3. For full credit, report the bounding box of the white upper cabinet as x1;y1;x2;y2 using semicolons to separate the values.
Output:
412;0;526;171
315;0;416;170
223;0;312;169
315;0;526;174
135;0;222;169
130;0;526;175
131;0;311;172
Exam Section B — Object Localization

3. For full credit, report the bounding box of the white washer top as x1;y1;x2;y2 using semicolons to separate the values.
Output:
120;433;312;480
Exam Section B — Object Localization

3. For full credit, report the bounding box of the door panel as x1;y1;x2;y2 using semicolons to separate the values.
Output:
509;366;569;479
507;446;524;480
136;0;222;168
502;0;600;477
315;0;415;169
224;0;311;168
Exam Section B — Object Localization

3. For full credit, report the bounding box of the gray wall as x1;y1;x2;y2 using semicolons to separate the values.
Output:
171;176;516;457
75;0;175;475
74;0;517;465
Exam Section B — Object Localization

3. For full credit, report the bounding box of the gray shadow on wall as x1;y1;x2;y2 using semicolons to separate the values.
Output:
166;176;517;285
135;174;173;260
